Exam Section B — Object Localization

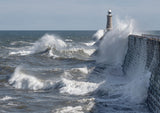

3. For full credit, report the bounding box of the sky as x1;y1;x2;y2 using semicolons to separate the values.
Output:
0;0;159;30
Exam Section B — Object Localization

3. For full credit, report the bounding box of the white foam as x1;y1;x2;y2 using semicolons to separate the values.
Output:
65;39;73;42
9;50;32;56
53;99;95;113
60;78;101;95
9;66;55;90
54;106;83;113
83;41;96;46
82;48;96;56
48;49;59;58
77;98;95;103
0;96;15;101
50;47;95;59
65;47;95;56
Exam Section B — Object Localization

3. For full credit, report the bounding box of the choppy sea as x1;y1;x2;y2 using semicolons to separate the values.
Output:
1;28;159;112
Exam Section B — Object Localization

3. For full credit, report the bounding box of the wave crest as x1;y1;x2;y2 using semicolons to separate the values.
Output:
9;34;67;56
8;66;55;90
33;34;67;53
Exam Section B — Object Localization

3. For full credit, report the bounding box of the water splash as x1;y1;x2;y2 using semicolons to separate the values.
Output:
97;18;134;65
8;66;55;90
94;17;151;104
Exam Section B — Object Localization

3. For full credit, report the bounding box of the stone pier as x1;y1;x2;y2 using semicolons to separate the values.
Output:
123;34;160;113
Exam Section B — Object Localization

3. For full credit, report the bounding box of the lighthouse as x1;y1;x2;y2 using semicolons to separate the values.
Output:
106;9;112;31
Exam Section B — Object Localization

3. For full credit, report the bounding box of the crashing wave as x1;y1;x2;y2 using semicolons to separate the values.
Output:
9;66;100;96
96;18;134;65
9;34;67;56
8;66;56;90
9;34;96;60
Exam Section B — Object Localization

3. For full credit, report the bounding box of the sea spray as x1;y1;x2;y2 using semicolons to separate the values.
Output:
97;18;134;65
122;71;151;103
121;35;151;103
92;29;105;41
94;18;151;104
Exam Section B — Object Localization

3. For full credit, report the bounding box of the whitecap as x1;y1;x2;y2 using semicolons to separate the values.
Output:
9;66;55;90
0;96;16;101
60;78;101;95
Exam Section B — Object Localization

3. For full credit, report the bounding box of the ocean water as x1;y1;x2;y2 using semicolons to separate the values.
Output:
0;22;157;112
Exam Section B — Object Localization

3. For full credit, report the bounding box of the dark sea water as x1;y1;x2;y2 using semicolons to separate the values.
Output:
0;29;157;113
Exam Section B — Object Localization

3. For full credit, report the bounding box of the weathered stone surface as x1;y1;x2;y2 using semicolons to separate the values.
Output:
123;35;160;113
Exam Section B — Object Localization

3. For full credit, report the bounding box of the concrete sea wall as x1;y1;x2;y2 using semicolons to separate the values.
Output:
123;34;160;112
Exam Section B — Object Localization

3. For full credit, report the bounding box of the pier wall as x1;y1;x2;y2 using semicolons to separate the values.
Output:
123;35;160;112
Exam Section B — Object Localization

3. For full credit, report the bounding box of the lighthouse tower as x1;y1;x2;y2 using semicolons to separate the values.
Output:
106;9;112;31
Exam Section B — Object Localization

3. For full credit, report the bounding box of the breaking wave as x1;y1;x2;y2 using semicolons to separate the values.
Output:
8;66;55;90
9;34;67;56
9;34;96;60
9;66;100;96
33;34;67;53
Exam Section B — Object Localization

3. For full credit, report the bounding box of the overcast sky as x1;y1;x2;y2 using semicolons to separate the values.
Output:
0;0;159;30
